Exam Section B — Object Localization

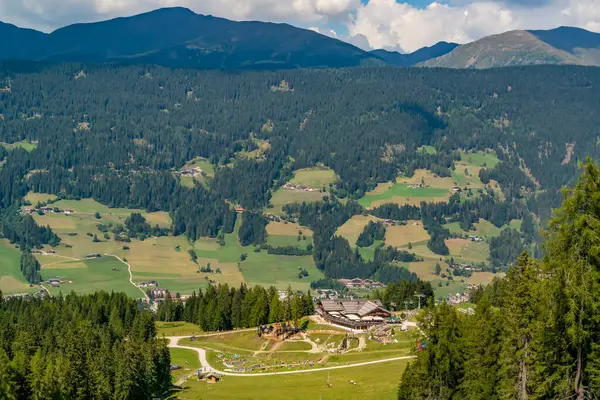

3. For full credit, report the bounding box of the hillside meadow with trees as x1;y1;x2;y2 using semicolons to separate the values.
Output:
398;160;600;400
0;61;599;287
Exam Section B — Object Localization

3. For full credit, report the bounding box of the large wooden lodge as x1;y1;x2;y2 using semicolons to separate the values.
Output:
316;299;392;330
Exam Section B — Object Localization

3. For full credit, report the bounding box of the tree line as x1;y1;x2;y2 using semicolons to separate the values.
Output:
0;291;171;399
156;284;315;331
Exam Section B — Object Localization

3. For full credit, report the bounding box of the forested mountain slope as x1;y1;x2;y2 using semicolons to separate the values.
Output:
370;42;458;66
0;7;380;70
0;62;599;285
422;27;600;68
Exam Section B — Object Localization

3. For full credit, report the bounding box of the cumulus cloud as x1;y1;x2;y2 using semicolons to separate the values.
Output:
0;0;359;32
347;0;600;52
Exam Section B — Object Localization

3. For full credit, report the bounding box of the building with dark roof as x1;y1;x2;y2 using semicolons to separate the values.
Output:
316;299;392;330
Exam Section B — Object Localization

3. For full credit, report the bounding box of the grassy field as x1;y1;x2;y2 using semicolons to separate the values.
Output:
359;183;449;208
170;348;201;382
269;189;325;214
460;150;500;169
266;234;312;249
176;360;410;400
44;256;143;298
23;191;57;204
173;327;416;400
0;240;40;295
266;221;313;237
158;322;204;337
446;218;522;239
335;215;380;246
417;145;437;154
289;167;338;188
386;221;430;248
0;140;37;152
359;151;500;209
446;239;490;264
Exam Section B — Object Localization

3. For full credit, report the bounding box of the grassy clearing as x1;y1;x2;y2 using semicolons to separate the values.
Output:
158;322;203;337
418;145;437;154
176;358;410;400
270;189;325;214
266;221;313;237
335;215;380;246
178;157;215;187
357;240;384;262
0;140;37;152
359;183;449;208
289;167;338;188
0;239;39;295
446;239;490;264
266;234;312;249
170;348;201;382
460;150;500;169
23;191;57;204
44;256;142;298
386;221;430;248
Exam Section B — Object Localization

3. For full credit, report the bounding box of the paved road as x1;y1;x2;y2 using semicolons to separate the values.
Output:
167;336;416;377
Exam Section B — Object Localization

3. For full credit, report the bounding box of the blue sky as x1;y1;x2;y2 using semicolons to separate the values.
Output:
1;0;599;52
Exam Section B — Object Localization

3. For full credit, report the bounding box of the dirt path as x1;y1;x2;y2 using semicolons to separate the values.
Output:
167;336;415;377
105;253;149;301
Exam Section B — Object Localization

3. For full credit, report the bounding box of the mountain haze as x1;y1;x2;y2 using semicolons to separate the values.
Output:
422;27;600;68
0;7;380;69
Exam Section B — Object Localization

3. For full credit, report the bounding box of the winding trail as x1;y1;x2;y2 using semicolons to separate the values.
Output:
167;336;415;377
105;253;149;301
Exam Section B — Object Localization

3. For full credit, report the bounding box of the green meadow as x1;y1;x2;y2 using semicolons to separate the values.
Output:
358;185;448;208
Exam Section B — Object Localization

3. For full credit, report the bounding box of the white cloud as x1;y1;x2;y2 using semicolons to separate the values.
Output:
0;0;359;32
309;25;339;37
348;0;600;52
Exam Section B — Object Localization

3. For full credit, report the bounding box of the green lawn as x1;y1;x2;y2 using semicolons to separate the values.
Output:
417;145;437;154
0;140;37;152
0;240;39;295
44;256;143;298
170;348;201;382
176;360;410;400
266;234;312;249
157;321;203;337
289;167;338;188
460;150;500;169
358;185;448;208
269;189;325;215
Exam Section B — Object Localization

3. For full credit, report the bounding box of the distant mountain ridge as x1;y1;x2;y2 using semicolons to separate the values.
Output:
370;42;459;66
2;10;600;70
0;7;381;70
422;27;600;69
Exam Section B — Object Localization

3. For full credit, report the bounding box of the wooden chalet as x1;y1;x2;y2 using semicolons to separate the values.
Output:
316;299;392;330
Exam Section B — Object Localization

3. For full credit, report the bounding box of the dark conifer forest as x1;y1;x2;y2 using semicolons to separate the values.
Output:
0;291;171;399
0;61;599;281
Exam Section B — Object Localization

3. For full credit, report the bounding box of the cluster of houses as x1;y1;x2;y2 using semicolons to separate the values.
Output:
22;206;74;215
446;292;470;305
338;278;385;290
314;289;341;300
176;167;205;177
138;281;159;288
31;248;57;255
282;183;320;192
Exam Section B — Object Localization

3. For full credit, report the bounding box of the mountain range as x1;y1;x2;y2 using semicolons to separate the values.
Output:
421;27;600;68
1;7;600;70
